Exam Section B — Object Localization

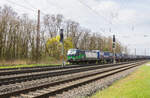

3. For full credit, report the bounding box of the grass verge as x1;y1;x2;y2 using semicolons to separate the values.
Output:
0;64;61;69
0;57;68;69
92;62;150;98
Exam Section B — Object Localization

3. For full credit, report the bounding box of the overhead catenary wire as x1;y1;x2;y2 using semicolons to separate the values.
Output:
77;0;115;25
77;0;146;55
22;0;47;15
77;0;138;38
77;0;118;35
6;0;47;16
23;0;38;11
6;0;35;12
6;0;114;27
5;0;139;38
46;0;63;9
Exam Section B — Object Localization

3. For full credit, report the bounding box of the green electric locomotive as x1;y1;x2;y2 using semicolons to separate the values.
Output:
67;49;85;63
67;49;102;64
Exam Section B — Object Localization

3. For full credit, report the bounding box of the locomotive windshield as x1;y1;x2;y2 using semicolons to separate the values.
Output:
67;49;77;56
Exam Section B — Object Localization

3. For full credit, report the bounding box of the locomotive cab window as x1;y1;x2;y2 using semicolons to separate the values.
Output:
67;49;77;56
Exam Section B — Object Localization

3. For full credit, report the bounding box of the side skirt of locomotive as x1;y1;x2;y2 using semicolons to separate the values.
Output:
67;58;113;64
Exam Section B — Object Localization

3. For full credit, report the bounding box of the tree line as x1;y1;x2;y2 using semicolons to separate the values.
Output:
0;5;127;63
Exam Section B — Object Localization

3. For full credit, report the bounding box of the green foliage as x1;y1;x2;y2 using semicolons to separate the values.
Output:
64;37;73;54
46;36;73;59
46;36;61;58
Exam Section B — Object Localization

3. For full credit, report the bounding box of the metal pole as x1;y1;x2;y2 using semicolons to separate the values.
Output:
36;9;40;62
113;44;116;64
62;39;65;67
145;48;146;56
135;48;136;56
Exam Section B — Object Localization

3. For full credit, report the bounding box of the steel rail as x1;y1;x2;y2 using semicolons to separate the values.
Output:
0;61;136;86
0;61;133;76
0;61;146;98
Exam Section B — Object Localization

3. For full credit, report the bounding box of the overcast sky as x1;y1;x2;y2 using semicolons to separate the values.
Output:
0;0;150;55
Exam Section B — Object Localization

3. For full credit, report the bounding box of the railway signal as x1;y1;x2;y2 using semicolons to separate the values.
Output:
112;35;116;48
113;43;115;48
113;34;116;64
60;29;65;66
60;29;64;43
113;35;115;42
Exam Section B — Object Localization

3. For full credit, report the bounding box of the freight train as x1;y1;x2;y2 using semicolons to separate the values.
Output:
67;49;150;64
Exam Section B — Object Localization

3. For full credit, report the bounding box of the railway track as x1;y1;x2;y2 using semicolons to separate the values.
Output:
0;60;147;98
0;62;127;76
0;61;135;76
0;62;132;86
0;63;102;76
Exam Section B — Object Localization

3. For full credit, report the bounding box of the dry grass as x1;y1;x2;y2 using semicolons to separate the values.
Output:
0;59;29;65
0;57;63;66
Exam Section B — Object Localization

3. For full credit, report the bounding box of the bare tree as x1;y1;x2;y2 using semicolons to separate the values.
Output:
0;5;127;63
